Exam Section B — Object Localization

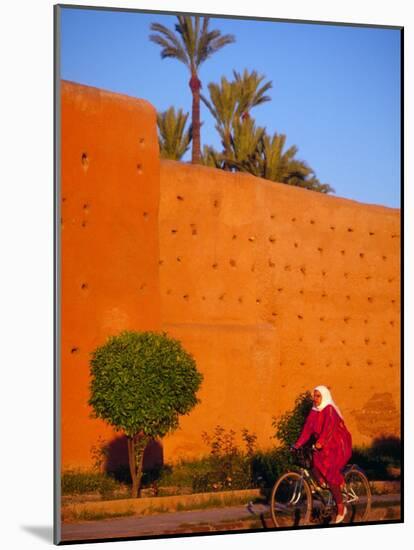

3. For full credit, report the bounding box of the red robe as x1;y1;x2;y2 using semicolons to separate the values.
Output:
294;404;352;486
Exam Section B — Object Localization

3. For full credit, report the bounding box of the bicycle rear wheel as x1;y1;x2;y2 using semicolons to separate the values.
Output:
343;467;372;522
271;472;312;528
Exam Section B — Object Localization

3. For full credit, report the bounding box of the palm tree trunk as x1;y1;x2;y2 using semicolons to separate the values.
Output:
189;73;202;164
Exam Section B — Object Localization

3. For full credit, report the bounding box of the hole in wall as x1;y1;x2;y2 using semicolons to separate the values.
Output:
71;347;79;354
343;316;350;323
344;272;349;278
212;262;218;269
340;250;345;255
367;360;372;366
359;253;365;258
229;259;237;267
320;316;325;321
171;229;177;234
366;275;372;280
297;314;303;320
300;266;306;275
391;233;399;239
176;256;182;262
232;234;237;240
347;227;353;232
213;199;219;208
346;361;351;366
310;220;315;225
177;195;184;201
320;336;325;342
81;220;87;228
390;320;395;326
238;297;243;303
294;242;298;248
251;265;255;272
291;217;296;222
190;224;197;235
369;231;375;236
272;312;277;317
277;288;283;293
367;297;373;303
81;152;89;169
136;163;143;175
330;226;335;231
270;214;275;220
143;212;149;219
317;247;323;253
364;319;368;324
341;339;346;345
249;236;256;242
140;283;147;291
183;294;189;301
321;270;326;277
202;296;206;301
299;289;304;295
219;293;225;301
62;197;66;203
382;255;387;261
81;283;88;290
346;295;351;300
256;298;261;305
364;338;370;344
284;265;291;271
321;292;327;298
158;260;164;266
138;137;145;146
269;235;276;243
268;259;275;268
166;289;172;295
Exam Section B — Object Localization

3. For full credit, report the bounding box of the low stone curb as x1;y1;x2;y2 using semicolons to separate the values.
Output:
62;488;261;523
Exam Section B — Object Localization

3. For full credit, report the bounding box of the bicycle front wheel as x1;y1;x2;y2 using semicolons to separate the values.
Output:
271;472;312;528
343;467;372;522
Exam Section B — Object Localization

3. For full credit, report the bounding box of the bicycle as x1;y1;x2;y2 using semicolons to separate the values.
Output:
270;445;372;528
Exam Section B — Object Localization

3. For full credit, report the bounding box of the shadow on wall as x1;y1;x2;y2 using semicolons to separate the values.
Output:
103;436;164;481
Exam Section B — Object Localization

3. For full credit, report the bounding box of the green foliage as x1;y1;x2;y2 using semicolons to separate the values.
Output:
201;70;333;193
61;469;120;497
272;391;314;448
351;436;401;481
88;330;203;439
157;106;192;160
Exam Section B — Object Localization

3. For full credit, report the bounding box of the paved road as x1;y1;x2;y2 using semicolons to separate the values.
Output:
61;494;401;542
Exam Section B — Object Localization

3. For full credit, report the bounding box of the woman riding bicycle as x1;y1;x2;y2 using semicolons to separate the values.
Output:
293;385;352;524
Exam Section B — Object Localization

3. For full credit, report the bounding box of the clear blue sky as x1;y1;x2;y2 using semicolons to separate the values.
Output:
59;6;401;208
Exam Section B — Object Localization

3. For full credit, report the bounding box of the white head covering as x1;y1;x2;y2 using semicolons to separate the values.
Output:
312;385;343;419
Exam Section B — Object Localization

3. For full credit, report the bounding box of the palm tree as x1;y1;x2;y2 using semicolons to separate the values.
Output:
201;76;239;167
232;69;272;121
150;16;235;164
257;131;334;193
157;107;192;160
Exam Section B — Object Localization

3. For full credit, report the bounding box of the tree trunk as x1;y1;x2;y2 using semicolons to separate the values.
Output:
189;74;202;164
127;434;149;498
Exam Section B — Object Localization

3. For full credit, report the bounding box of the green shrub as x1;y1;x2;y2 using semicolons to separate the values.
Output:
89;330;203;497
61;470;120;496
272;391;313;448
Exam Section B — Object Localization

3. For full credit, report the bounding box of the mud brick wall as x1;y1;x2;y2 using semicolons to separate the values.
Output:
159;160;400;459
60;82;400;470
60;81;161;469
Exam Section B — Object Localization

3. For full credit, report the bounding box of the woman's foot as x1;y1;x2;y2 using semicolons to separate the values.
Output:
335;505;347;524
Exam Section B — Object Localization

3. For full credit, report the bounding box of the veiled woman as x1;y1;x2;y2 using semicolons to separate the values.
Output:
293;385;352;523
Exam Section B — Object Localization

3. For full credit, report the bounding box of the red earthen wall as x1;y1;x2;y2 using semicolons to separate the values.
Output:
60;82;400;470
60;81;161;469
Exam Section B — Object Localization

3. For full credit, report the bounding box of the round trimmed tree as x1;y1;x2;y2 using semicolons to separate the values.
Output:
88;330;203;497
